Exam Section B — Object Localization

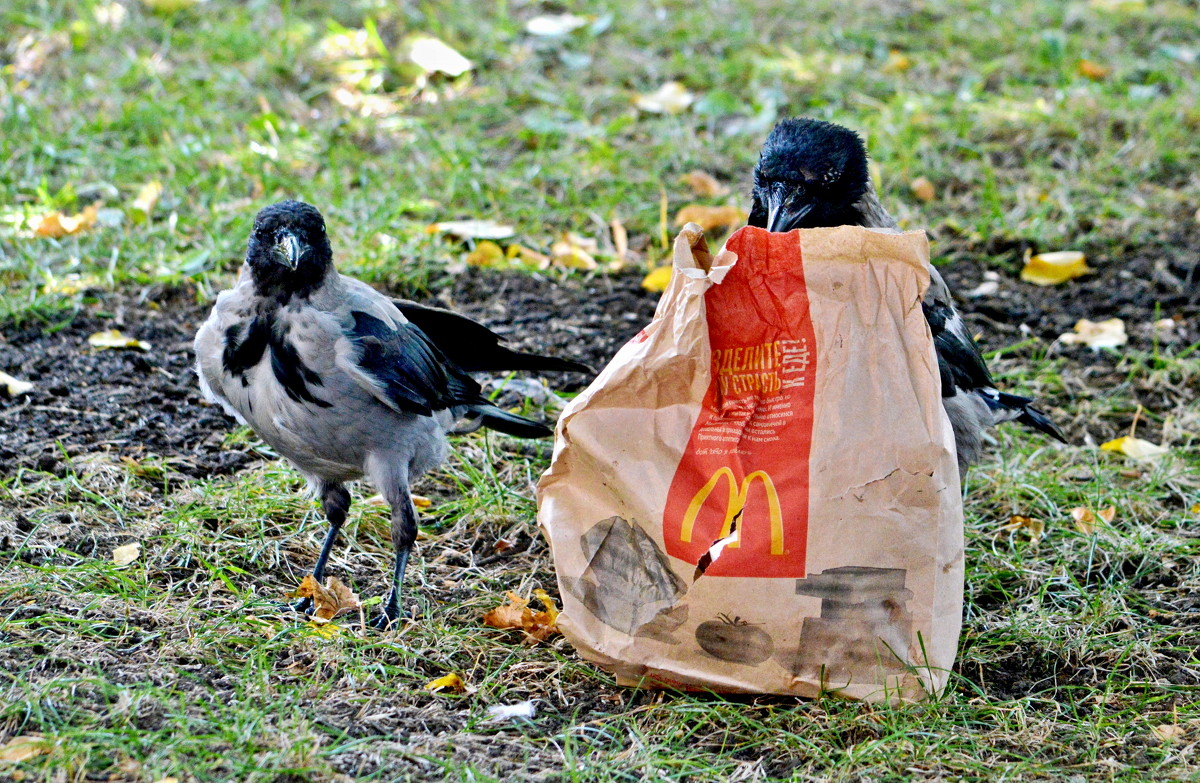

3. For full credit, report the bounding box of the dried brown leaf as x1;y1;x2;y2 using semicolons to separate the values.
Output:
682;170;729;197
291;574;362;621
34;202;100;238
0;735;49;763
483;590;560;643
673;204;746;232
1001;514;1044;542
910;176;936;202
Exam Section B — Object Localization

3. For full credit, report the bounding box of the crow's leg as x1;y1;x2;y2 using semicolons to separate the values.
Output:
371;487;418;630
292;483;351;614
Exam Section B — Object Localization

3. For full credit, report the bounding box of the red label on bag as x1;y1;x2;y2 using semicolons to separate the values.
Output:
662;228;816;578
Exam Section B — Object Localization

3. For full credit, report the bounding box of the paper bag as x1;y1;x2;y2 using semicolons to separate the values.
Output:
537;224;964;703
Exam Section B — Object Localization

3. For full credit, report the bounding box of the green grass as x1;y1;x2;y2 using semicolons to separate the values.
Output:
2;0;1199;781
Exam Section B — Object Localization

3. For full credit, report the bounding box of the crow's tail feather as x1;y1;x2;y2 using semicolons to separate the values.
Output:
468;404;553;439
995;391;1068;443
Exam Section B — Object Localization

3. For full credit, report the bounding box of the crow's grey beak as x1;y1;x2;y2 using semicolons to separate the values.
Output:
272;231;303;270
765;190;813;233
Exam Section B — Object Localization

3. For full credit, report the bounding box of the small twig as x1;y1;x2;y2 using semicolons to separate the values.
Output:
1130;404;1144;438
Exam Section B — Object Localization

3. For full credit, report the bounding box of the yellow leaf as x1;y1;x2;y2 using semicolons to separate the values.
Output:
682;170;729;198
551;234;598;270
1100;436;1168;460
34;202;100;238
410;494;432;509
634;81;695;114
0;735;49;763
112;542;140;566
1059;318;1126;350
430;220;514;240
1001;514;1045;542
505;244;551;269
641;265;673;293
882;50;912;74
405;35;472;77
1020;250;1091;286
1151;724;1185;743
910;177;936;202
465;240;505;268
1077;59;1110;80
290;575;362;621
483;590;560;643
1097;506;1117;524
131;180;163;222
0;371;34;397
673;205;746;232
305;621;342;639
87;329;151;352
1191;502;1200;515
424;672;466;693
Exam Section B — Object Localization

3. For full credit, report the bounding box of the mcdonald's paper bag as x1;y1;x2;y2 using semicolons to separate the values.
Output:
537;223;964;703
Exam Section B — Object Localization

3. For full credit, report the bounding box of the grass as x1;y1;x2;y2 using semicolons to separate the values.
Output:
1;0;1199;780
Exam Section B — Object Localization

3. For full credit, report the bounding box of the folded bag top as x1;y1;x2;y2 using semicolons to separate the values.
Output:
538;223;963;704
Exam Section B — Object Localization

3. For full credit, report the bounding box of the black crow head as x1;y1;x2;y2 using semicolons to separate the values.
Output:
749;118;871;232
245;200;333;299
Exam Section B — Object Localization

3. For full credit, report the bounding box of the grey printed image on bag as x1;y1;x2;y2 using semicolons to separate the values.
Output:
537;223;964;703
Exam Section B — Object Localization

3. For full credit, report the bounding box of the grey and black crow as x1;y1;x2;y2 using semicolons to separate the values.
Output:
748;117;1066;473
195;200;588;627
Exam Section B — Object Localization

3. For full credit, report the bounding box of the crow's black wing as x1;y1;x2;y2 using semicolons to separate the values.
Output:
393;299;591;375
923;269;994;398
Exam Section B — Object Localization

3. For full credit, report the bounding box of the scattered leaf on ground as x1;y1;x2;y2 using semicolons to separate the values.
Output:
883;50;912;73
87;329;151;351
1059;318;1127;350
290;575;362;621
1078;59;1110;79
642;265;673;293
34;202;100;238
674;204;746;232
1020;250;1091;285
131;180;163;222
551;233;598;270
430;219;515;240
1100;436;1168;460
525;14;588;36
910;177;936;202
506;243;551;268
425;672;466;693
405;35;472;76
410;494;432;509
1002;515;1045;542
1151;724;1185;743
112;542;140;566
635;81;695;114
0;371;33;397
483;590;560;642
1069;506;1114;534
610;215;629;268
465;240;505;268
305;621;342;639
0;735;49;763
682;170;729;197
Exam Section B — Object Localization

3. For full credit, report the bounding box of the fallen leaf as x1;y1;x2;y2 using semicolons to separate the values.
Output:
87;329;151;352
635;81;695;114
1002;514;1045;542
425;672;466;693
0;735;49;763
1059;318;1127;350
674;204;746;232
152;777;180;783
1078;59;1110;80
1191;502;1200;514
430;219;515;240
1100;436;1168;460
1020;250;1091;285
483;590;560;642
682;170;729;197
131;180;163;223
406;35;472;77
112;542;140;566
642;265;673;293
551;234;598;270
610;215;629;268
1069;507;1114;534
505;243;551;268
525;14;588;36
0;371;33;397
1151;724;1185;743
465;240;505;268
290;574;362;621
305;621;342;639
493;538;515;553
1097;507;1117;524
34;202;100;238
410;494;432;509
882;50;912;74
910;177;936;202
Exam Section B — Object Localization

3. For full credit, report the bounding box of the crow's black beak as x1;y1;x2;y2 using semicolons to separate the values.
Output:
765;186;814;233
272;231;304;270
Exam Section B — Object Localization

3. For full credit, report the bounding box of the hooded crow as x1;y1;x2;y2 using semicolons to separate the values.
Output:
195;200;588;627
748;117;1066;473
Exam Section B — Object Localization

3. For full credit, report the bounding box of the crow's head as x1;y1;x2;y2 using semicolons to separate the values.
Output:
245;200;334;299
749;118;871;232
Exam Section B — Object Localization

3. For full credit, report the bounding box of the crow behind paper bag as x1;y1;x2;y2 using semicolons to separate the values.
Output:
537;224;964;703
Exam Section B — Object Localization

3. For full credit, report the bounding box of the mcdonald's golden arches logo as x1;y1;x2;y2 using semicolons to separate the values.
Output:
679;467;784;555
